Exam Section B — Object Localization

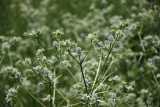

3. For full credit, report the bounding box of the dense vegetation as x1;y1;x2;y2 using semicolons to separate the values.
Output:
0;0;160;106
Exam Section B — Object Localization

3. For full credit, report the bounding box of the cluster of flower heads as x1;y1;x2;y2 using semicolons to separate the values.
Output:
5;88;17;105
0;0;160;106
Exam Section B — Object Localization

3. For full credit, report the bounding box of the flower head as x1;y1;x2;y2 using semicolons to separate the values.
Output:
112;93;117;100
53;41;59;47
76;47;82;55
97;41;104;47
108;35;115;42
43;68;51;75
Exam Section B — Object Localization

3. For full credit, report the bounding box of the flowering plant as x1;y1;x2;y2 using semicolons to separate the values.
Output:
0;0;160;107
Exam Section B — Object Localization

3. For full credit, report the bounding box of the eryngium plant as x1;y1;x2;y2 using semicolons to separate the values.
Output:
0;0;160;107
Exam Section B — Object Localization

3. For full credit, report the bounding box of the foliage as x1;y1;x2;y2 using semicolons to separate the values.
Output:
0;0;160;107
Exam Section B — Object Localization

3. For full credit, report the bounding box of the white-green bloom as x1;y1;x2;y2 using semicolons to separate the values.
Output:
88;33;95;39
156;73;160;78
2;42;11;50
5;88;17;103
126;85;134;91
139;89;148;94
23;58;32;66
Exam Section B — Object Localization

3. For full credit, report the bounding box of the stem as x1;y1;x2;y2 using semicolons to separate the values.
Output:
0;54;5;66
20;83;45;107
101;62;113;80
37;39;47;51
157;91;160;107
97;41;116;82
93;72;113;94
9;50;13;66
54;88;69;104
151;70;160;87
29;66;68;104
138;25;145;52
81;44;92;63
80;63;88;95
68;50;89;97
62;63;78;83
49;82;53;107
53;69;56;106
103;41;116;71
68;50;80;64
91;57;102;94
37;39;78;83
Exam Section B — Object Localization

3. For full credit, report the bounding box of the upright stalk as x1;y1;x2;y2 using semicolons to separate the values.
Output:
0;54;5;66
49;84;53;107
68;50;89;95
80;62;88;95
20;82;45;107
53;69;56;106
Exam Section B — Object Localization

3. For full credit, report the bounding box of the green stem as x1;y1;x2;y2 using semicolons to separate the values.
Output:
157;91;160;107
9;50;13;66
81;44;92;63
91;57;102;94
0;54;5;66
49;82;53;107
101;62;113;81
138;25;145;52
53;69;56;106
93;72;113;94
68;50;89;98
20;83;45;107
103;41;116;72
151;70;160;87
62;63;78;83
37;39;47;51
37;39;78;83
98;40;116;82
68;50;80;64
29;67;68;104
80;63;88;95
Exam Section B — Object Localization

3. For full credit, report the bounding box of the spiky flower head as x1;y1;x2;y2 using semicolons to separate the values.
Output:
76;47;82;55
53;41;59;47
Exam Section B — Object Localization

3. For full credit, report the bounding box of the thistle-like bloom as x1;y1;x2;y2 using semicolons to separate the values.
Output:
108;35;115;42
43;68;51;75
76;47;82;54
112;93;117;100
53;41;59;47
97;41;103;47
92;93;98;99
15;72;22;79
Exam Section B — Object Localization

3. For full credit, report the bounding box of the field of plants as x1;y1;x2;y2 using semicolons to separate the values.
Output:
0;0;160;107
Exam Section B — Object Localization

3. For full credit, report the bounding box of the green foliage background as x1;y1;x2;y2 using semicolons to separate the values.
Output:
0;0;160;107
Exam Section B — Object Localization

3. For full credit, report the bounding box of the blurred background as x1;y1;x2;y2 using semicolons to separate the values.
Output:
0;0;160;106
